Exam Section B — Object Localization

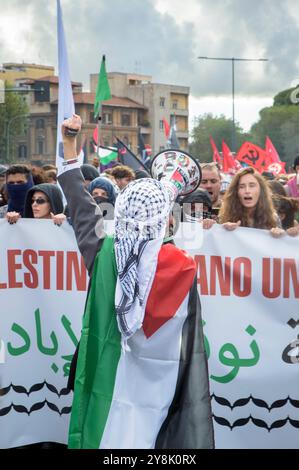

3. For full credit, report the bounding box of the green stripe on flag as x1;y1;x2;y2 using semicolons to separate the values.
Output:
68;237;121;449
98;148;118;165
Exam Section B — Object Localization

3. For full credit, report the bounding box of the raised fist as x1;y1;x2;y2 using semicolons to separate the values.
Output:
62;114;82;137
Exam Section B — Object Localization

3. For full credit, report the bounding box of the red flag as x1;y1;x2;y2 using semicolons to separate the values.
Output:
93;127;98;145
222;141;238;173
145;144;152;156
162;118;170;139
267;162;286;176
265;136;286;174
265;136;280;163
210;137;222;167
236;141;268;173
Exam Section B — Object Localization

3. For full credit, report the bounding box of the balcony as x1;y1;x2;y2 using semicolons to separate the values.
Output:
170;108;188;117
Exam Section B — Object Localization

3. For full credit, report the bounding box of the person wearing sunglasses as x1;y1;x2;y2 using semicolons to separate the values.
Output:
6;183;65;225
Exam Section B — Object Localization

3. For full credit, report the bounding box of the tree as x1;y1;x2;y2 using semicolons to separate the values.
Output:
273;87;298;106
189;113;250;162
250;104;299;170
0;82;29;164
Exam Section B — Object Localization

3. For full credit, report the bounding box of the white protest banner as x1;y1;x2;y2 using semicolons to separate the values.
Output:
176;224;299;449
1;221;298;448
0;219;87;448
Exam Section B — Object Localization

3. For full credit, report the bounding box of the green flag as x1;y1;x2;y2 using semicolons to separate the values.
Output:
94;55;111;119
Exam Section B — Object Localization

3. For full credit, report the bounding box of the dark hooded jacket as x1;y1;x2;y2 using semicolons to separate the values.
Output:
88;177;116;205
24;183;64;218
80;164;99;182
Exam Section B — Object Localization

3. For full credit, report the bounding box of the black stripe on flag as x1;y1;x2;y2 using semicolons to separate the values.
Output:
155;277;215;449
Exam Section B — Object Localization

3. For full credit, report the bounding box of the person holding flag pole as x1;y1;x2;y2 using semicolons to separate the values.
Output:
94;55;112;162
57;114;214;450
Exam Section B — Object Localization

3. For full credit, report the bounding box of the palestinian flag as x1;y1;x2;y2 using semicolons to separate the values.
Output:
68;237;213;449
97;146;118;166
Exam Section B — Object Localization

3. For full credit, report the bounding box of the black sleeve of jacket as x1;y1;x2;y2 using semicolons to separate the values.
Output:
58;168;105;275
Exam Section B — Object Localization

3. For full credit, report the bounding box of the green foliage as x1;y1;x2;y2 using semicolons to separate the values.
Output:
273;87;298;106
189;85;299;170
0;82;29;163
250;105;299;169
189;113;250;162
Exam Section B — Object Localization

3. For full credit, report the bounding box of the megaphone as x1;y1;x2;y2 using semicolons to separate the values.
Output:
150;149;202;200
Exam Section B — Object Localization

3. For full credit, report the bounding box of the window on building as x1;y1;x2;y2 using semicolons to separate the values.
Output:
37;140;44;155
160;97;165;107
36;118;45;129
159;145;165;151
103;113;113;125
159;120;164;131
18;144;27;159
121;113;131;127
172;100;178;110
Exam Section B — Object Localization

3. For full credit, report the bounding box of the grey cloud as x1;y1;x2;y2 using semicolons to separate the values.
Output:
0;0;298;99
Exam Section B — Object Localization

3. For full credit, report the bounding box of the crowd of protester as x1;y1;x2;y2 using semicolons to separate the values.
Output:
0;154;299;239
1;119;299;450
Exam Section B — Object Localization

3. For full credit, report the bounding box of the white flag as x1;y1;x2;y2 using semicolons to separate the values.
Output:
56;0;75;173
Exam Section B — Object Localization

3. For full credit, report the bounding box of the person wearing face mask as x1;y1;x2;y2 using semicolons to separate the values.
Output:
6;183;65;225
88;176;116;221
5;165;34;220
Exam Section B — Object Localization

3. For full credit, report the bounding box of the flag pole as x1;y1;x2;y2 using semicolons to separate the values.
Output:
94;54;111;173
97;104;102;172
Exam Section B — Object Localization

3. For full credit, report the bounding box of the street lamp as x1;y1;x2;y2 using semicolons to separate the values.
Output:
197;56;268;152
6;114;30;162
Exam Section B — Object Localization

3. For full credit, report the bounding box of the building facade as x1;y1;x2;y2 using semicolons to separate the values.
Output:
4;63;189;165
91;72;190;155
0;63;54;85
8;74;148;165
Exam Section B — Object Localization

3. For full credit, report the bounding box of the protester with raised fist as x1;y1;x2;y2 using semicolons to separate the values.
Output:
58;114;214;450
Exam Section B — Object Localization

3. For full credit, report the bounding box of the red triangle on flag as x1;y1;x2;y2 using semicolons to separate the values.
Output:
143;244;196;338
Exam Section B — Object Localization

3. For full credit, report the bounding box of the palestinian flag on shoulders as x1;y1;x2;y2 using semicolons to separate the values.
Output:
68;237;213;449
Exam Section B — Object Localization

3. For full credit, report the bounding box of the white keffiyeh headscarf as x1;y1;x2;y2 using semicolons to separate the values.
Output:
114;178;171;340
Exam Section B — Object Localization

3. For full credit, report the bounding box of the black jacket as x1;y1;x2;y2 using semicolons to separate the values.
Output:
24;183;64;218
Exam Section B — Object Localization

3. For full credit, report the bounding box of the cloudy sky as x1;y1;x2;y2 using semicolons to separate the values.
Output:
1;0;299;130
